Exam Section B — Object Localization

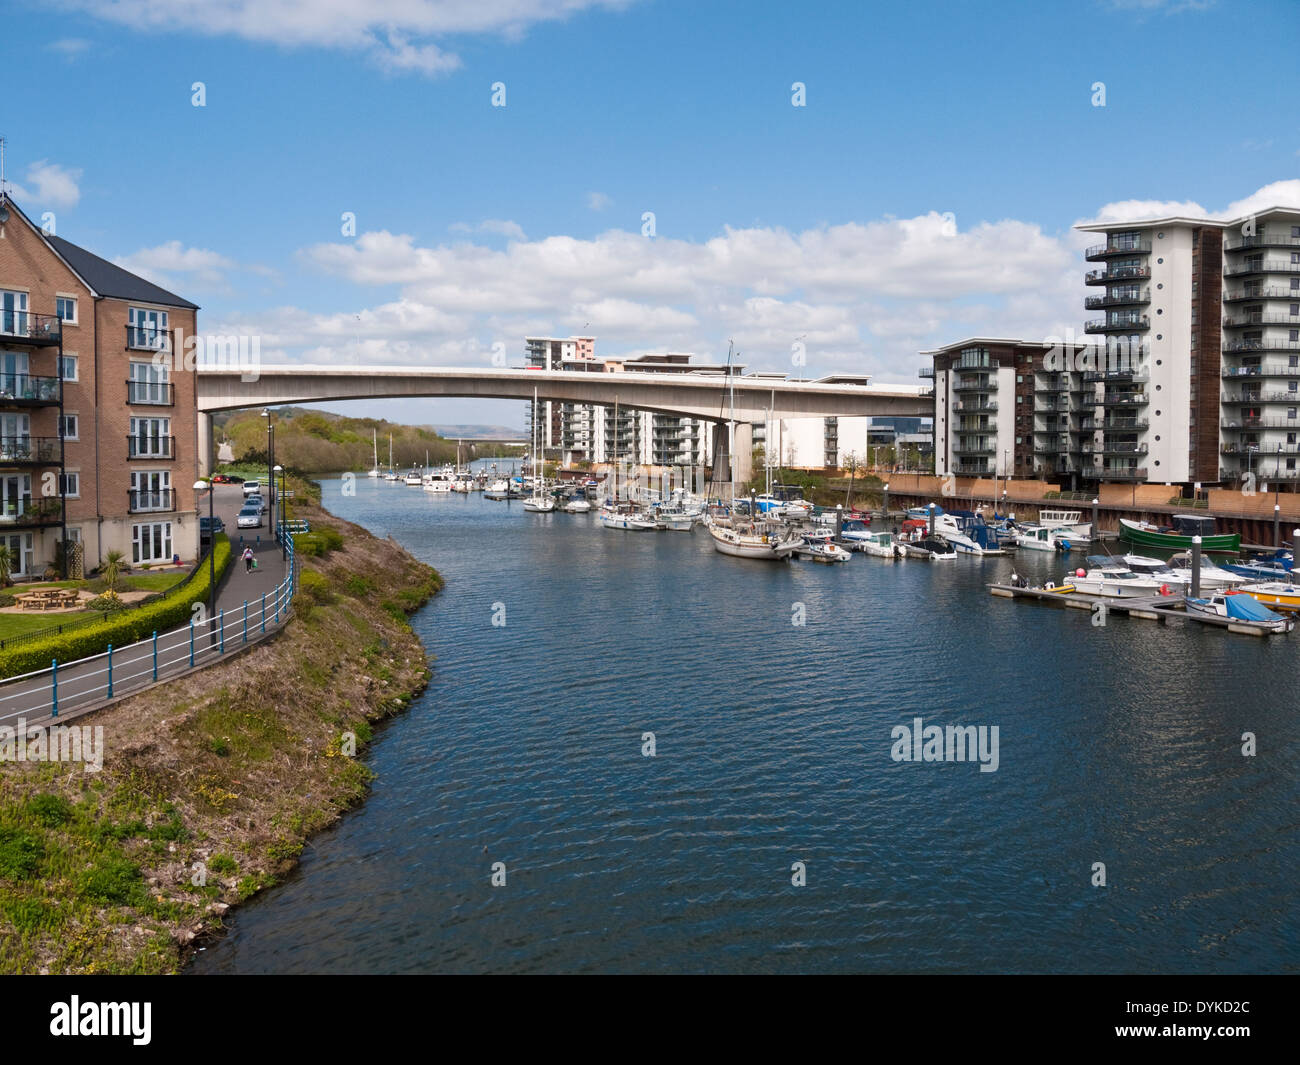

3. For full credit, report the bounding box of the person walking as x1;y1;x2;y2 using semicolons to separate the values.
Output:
242;546;254;573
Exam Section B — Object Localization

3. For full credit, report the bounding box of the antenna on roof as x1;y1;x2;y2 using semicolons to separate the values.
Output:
0;135;7;203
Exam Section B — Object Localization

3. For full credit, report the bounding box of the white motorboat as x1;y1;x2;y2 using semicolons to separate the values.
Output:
423;472;453;493
1037;508;1092;540
1014;524;1070;553
403;470;423;486
564;495;593;513
1165;551;1246;590
1121;554;1188;588
900;536;958;561
1068;557;1165;597
708;518;801;559
932;514;987;555
600;505;655;530
856;530;896;558
1184;592;1293;633
795;536;851;563
523;495;555;513
653;506;695;531
484;479;510;500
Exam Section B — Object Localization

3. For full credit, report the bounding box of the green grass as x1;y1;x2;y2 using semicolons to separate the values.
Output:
0;609;98;639
124;572;187;592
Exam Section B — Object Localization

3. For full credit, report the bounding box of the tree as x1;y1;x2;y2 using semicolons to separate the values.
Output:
0;544;12;588
102;550;126;593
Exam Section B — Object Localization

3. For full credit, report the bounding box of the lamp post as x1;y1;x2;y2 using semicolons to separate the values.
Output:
195;479;215;645
261;409;275;511
274;463;285;558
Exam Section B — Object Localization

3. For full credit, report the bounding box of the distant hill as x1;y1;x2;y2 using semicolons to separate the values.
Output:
432;424;526;440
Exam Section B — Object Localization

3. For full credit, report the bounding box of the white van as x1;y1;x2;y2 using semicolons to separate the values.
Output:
242;479;262;498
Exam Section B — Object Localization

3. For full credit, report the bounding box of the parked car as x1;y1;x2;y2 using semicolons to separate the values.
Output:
245;493;267;513
242;479;262;497
199;515;226;536
236;505;262;529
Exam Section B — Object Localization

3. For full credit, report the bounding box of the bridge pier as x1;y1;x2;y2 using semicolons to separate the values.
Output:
198;411;213;478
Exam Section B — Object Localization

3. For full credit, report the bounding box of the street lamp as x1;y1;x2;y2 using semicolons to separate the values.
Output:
194;479;215;644
261;409;275;510
273;464;285;557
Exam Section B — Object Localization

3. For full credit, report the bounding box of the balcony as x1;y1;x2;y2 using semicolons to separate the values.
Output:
1084;265;1151;285
952;463;992;475
0;311;62;347
127;489;175;513
1221;362;1300;378
1222;417;1300;429
952;377;997;393
1082;367;1148;382
1223;340;1300;355
0;374;61;406
1080;418;1149;432
1084;240;1151;261
1225;232;1300;252
1033;443;1070;454
1220;467;1300;482
1098;442;1149;455
1223;259;1300;278
1223;286;1300;302
953;399;997;413
1222;390;1298;404
1221;444;1300;457
1102;392;1149;406
1039;375;1074;392
918;366;935;379
125;325;172;352
1222;313;1300;328
0;437;62;467
1084;316;1150;334
1085;290;1150;310
127;435;176;459
0;497;61;526
953;443;996;455
126;380;175;406
1099;467;1148;481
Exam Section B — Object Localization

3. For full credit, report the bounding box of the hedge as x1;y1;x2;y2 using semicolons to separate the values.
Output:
0;536;233;679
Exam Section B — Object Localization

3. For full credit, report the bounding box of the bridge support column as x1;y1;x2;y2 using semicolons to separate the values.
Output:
198;411;213;479
734;422;753;486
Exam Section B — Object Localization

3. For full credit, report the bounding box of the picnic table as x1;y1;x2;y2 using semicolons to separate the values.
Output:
16;589;80;611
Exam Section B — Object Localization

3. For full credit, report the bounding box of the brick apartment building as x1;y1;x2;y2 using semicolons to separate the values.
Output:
0;195;199;579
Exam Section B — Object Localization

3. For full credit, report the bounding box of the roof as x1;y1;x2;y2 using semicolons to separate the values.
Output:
1075;205;1300;234
919;337;1053;356
45;234;198;310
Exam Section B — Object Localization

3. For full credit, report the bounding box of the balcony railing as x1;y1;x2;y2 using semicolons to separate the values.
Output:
1084;240;1151;261
127;489;176;513
1222;417;1300;429
952;463;992;475
1102;392;1149;406
1082;367;1148;382
953;443;996;455
1085;290;1150;310
1080;418;1149;432
1223;259;1300;278
1222;390;1298;404
918;366;935;378
953;399;997;412
126;380;175;405
1099;467;1148;481
126;325;172;352
1085;316;1150;333
952;378;997;392
1223;340;1300;355
0;436;62;466
127;435;175;459
1225;232;1300;252
0;374;61;405
1084;266;1150;285
1221;363;1300;378
1219;467;1300;482
1222;444;1300;456
1224;286;1300;302
1222;313;1300;328
0;497;61;526
0;311;62;347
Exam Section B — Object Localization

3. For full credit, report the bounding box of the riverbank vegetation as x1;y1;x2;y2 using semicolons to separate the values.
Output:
216;407;524;476
0;499;441;973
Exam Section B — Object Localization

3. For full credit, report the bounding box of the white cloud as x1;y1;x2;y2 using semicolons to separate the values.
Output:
1222;180;1300;220
587;191;612;212
62;0;637;77
9;161;83;210
1082;179;1300;226
113;241;242;292
47;37;92;58
449;219;527;241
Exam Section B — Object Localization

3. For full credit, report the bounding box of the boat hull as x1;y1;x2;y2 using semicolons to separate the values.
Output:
1120;519;1240;552
708;525;798;559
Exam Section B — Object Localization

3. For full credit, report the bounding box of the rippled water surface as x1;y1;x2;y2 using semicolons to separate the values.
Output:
191;478;1300;974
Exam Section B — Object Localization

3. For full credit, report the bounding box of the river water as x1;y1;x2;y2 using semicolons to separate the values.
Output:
190;476;1299;974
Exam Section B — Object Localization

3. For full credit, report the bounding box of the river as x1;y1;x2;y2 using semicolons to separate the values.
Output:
190;475;1299;974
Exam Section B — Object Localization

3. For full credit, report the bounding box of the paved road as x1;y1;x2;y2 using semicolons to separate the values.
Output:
0;483;294;727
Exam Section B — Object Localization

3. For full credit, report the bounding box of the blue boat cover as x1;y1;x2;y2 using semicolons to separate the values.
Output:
1225;594;1285;622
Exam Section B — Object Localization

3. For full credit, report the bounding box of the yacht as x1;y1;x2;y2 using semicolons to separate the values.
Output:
1165;551;1247;589
707;517;801;559
600;503;655;530
1037;508;1092;540
403;470;423;486
1068;558;1165;597
855;530;897;558
932;514;988;556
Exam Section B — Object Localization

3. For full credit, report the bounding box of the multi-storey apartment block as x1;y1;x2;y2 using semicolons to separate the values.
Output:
926;200;1300;493
0;196;198;578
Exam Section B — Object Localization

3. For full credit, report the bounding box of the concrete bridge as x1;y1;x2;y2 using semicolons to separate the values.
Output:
195;364;931;480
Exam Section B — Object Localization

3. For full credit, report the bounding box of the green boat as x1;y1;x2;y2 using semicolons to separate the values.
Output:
1119;516;1240;552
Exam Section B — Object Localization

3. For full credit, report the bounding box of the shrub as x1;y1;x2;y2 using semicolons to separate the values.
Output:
208;853;237;876
85;591;128;612
25;794;73;827
344;574;373;597
317;527;344;551
79;855;143;905
0;536;232;678
299;571;333;605
0;827;44;880
0;592;14;607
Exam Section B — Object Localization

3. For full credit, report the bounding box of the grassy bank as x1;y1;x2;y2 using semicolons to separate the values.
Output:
0;498;441;973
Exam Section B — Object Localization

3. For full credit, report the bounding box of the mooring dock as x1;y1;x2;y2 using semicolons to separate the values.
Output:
988;584;1292;637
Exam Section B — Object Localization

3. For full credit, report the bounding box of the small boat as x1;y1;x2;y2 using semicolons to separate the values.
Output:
404;470;423;486
1037;508;1092;540
856;530;896;558
1068;557;1165;597
1221;550;1293;581
1119;516;1240;552
484;479;510;500
1234;582;1300;614
901;537;957;561
707;518;801;559
795;536;851;563
1121;554;1187;587
1014;524;1072;553
523;495;555;512
1184;592;1293;633
1163;552;1245;590
600;504;655;530
423;471;453;493
932;514;988;556
652;506;695;531
564;492;593;513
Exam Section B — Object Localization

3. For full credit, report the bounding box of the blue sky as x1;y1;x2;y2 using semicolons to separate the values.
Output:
3;0;1298;429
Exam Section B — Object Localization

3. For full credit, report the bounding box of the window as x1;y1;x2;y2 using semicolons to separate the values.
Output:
131;521;173;564
1292;278;1300;291
0;290;28;336
1290;408;1297;420
1293;226;1300;239
127;307;169;350
130;470;171;512
57;354;78;381
128;361;171;404
55;297;77;324
59;414;78;440
65;527;81;543
129;417;171;457
1293;253;1300;265
1292;304;1300;316
59;472;79;498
